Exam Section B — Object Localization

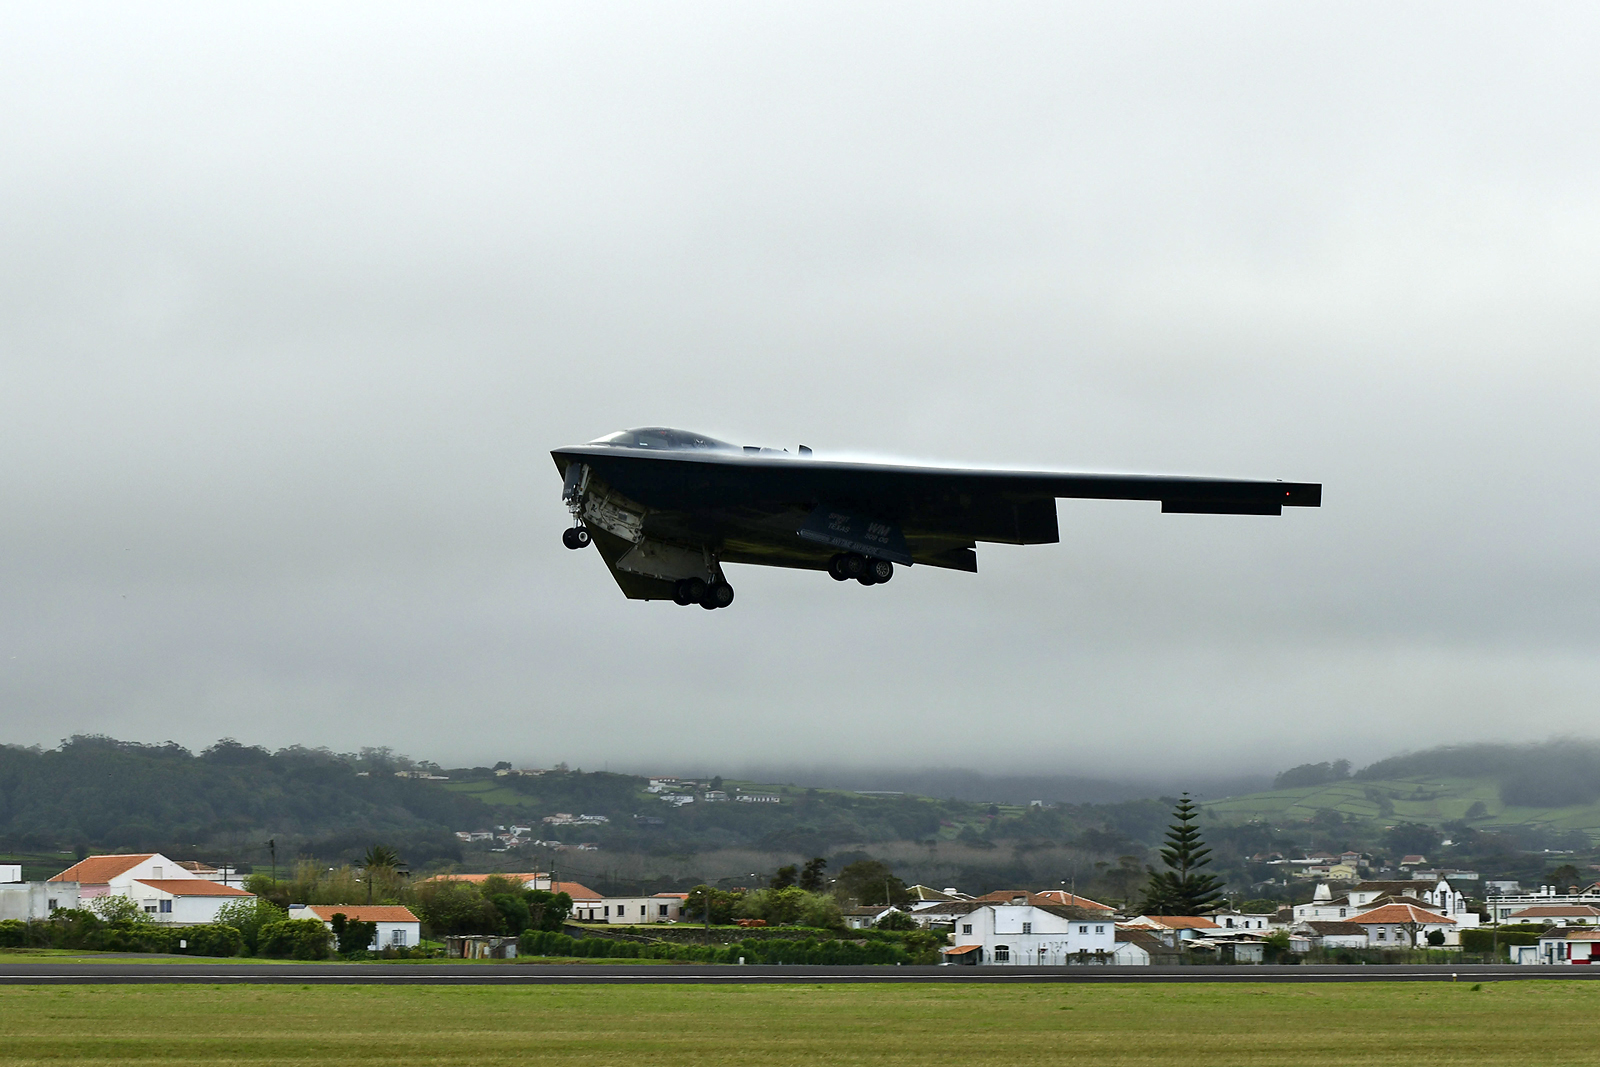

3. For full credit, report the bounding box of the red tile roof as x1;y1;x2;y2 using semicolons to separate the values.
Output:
1352;904;1456;925
419;872;545;885
942;944;981;955
974;889;1114;911
302;905;419;923
1509;905;1600;919
132;879;251;897
49;854;156;884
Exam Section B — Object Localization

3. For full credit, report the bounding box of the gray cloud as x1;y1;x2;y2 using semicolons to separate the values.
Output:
3;3;1598;773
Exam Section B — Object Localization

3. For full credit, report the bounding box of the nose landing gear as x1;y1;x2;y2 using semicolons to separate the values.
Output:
562;526;592;550
829;553;892;586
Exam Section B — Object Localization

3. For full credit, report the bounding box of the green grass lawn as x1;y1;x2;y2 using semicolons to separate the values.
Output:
0;981;1594;1066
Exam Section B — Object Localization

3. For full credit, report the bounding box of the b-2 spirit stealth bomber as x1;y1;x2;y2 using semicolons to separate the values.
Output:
554;427;1320;609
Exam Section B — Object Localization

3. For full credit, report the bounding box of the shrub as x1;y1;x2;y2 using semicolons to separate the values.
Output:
213;897;287;954
1461;928;1540;953
172;925;244;957
0;919;27;947
258;919;334;960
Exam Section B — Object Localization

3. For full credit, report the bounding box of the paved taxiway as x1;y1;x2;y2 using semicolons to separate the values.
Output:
0;963;1595;985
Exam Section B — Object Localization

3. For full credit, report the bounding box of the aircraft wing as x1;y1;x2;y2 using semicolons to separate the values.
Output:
552;446;1320;583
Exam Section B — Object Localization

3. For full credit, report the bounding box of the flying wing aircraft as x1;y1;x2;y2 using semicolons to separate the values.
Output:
552;427;1320;609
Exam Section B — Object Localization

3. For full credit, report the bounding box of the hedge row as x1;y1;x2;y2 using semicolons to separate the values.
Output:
1461;928;1541;953
519;929;912;965
0;918;243;956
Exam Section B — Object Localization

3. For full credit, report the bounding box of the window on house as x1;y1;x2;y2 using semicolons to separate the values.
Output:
1095;926;1105;934
47;899;58;911
1338;908;1346;917
1226;918;1234;928
390;929;407;946
159;900;172;913
151;867;163;879
994;945;1010;963
962;924;972;935
144;904;157;914
659;904;669;917
1377;931;1387;941
1078;925;1087;934
604;906;610;917
1022;922;1032;934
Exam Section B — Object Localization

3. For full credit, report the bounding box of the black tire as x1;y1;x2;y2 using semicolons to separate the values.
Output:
705;581;735;608
700;594;720;610
841;553;867;578
683;577;707;604
572;527;591;548
857;574;876;586
867;559;893;583
672;580;695;606
828;555;849;581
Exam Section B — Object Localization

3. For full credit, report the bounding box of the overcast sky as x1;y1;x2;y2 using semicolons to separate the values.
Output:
2;3;1597;779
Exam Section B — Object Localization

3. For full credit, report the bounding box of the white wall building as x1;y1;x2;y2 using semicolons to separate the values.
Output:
128;880;252;923
599;893;687;924
0;881;79;921
48;853;253;923
294;904;422;949
943;904;1116;965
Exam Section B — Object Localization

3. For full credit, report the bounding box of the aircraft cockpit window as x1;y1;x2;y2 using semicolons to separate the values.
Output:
589;428;737;451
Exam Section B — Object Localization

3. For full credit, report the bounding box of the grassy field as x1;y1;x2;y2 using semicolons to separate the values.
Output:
0;981;1594;1066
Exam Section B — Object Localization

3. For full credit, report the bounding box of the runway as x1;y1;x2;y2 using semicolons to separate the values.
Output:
0;962;1595;985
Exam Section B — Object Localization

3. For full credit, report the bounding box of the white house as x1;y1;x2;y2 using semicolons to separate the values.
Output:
48;853;252;923
1204;908;1274;932
1529;928;1600;965
1118;916;1222;945
598;893;687;924
1505;904;1600;927
49;853;196;900
294;905;422;949
843;905;900;930
1347;903;1457;947
1294;920;1370;949
1487;885;1600;923
943;904;1116;965
1;864;21;883
0;881;79;921
128;880;252;923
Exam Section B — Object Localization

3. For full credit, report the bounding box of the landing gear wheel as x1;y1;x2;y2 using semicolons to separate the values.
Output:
857;574;877;586
562;527;592;550
867;559;893;583
841;553;867;578
677;577;707;605
672;579;696;606
701;581;735;609
827;554;850;581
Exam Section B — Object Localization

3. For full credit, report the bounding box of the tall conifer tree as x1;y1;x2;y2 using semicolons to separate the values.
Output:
1139;793;1224;915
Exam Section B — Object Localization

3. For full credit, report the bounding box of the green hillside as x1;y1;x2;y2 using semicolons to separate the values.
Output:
1205;741;1600;847
1206;775;1600;840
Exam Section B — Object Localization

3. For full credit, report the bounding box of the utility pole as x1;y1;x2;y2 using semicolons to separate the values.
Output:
268;840;276;889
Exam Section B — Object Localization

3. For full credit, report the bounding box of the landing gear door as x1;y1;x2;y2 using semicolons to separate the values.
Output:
797;505;913;565
561;462;590;504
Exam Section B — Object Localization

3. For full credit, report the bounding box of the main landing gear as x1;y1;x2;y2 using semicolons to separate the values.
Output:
673;577;734;610
828;553;892;585
562;526;592;550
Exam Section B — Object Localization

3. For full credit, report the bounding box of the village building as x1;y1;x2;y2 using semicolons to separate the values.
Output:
48;853;252;923
1504;904;1600;927
1528;928;1600;965
1118;915;1222;945
1346;903;1457;947
597;893;688;924
292;904;422;950
943;904;1116;965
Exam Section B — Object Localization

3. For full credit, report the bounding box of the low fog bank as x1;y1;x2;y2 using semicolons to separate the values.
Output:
672;766;1274;806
